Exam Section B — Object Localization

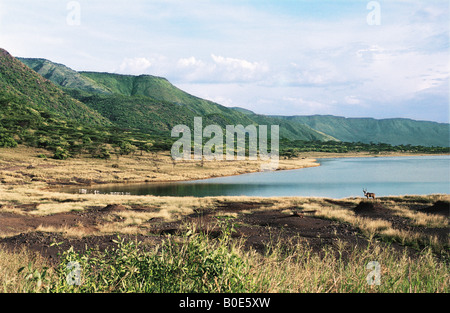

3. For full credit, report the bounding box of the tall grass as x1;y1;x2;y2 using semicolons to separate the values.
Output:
246;238;449;293
48;222;255;293
14;222;449;293
0;245;53;293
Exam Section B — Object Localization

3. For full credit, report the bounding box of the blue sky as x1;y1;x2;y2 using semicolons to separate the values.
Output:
0;0;448;122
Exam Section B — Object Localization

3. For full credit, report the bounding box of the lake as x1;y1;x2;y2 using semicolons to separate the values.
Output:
71;155;450;198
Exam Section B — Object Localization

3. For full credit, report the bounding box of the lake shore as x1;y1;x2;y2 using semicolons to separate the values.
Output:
1;145;448;220
1;146;448;293
2;146;447;190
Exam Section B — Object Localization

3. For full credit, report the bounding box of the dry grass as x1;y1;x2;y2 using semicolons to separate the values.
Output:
1;182;448;251
391;204;448;228
0;145;319;186
1;146;448;260
1;146;448;293
244;238;449;293
0;245;54;292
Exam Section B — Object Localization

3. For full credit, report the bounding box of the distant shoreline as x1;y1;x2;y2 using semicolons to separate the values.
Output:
57;152;450;194
0;146;448;191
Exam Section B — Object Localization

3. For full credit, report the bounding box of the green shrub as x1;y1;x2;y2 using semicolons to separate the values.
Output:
118;142;137;155
92;145;111;159
0;134;18;148
50;226;252;293
53;146;70;160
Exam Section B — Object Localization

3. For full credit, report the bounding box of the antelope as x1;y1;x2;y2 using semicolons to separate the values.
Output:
363;188;376;200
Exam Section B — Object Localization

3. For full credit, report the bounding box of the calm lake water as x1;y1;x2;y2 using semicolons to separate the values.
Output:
71;155;450;198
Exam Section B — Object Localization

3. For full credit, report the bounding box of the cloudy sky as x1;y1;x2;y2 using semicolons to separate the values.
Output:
0;0;448;122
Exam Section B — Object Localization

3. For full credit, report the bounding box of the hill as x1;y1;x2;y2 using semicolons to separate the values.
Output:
12;53;450;147
280;115;449;147
0;49;109;126
18;57;336;141
0;49;173;158
17;58;111;94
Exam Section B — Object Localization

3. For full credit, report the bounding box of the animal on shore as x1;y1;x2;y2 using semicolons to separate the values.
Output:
363;188;376;200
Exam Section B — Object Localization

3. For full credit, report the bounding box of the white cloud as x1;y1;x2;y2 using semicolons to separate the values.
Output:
177;56;205;68
2;0;447;122
210;54;269;82
211;54;267;72
282;97;330;113
169;54;269;83
344;96;361;105
118;57;152;75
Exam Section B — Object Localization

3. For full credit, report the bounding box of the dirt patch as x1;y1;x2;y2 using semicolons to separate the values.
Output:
420;201;449;217
353;201;392;218
0;198;448;263
98;204;128;213
0;231;160;265
214;200;275;212
0;204;132;236
236;209;366;254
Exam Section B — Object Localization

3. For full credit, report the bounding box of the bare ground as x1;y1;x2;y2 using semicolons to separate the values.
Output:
0;146;448;264
0;197;448;264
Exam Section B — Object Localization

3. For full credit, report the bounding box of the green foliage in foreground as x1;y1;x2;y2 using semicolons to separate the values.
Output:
17;223;449;293
26;224;254;293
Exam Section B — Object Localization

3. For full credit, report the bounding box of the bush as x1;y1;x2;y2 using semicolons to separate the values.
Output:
118;142;137;155
53;146;70;160
50;226;252;293
0;134;18;148
92;145;111;159
16;228;450;293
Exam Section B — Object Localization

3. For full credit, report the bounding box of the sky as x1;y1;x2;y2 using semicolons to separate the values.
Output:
0;0;449;123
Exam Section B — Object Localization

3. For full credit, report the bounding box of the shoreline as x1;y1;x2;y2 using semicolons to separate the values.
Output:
0;146;448;193
56;152;450;190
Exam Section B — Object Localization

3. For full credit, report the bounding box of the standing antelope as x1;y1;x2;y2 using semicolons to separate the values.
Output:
363;188;376;200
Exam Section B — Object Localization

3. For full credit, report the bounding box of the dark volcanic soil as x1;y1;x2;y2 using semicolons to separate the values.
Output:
0;198;448;264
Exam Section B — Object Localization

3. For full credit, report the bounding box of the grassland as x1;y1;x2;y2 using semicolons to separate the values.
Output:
0;146;448;293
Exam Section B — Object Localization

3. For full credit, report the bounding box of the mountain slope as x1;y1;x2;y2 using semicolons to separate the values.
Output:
14;54;450;147
0;49;109;126
17;57;336;141
18;58;111;94
281;115;449;147
79;71;259;125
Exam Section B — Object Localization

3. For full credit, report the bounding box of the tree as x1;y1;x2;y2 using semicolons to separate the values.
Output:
0;132;18;148
118;142;137;155
53;146;70;160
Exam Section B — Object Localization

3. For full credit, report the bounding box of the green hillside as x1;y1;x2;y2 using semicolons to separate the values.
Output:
0;49;109;126
18;58;111;94
11;53;450;147
282;115;450;147
17;58;336;141
1;49;173;158
78;72;259;129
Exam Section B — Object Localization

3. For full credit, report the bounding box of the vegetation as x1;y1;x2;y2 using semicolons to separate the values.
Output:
279;139;450;158
4;223;449;293
281;115;450;147
0;49;109;126
2;90;445;161
1;48;448;296
3;51;446;158
0;94;174;159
